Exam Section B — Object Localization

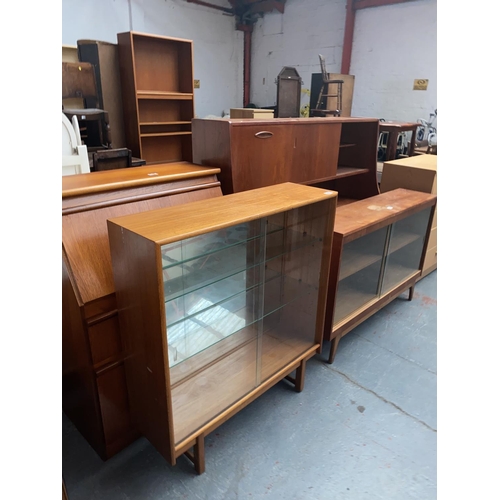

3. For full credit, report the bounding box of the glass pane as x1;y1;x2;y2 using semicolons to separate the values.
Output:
167;200;330;444
334;227;388;325
381;207;432;294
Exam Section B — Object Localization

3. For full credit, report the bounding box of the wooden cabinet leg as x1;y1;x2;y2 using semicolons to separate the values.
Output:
328;336;340;364
193;435;205;475
185;434;205;474
408;285;415;301
294;358;306;393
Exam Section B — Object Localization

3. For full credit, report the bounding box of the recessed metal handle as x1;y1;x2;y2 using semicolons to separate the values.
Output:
255;131;274;139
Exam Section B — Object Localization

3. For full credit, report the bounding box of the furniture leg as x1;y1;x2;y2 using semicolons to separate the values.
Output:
408;285;415;301
184;434;205;474
328;336;341;364
408;129;416;156
284;358;307;392
294;358;306;393
386;132;398;161
316;85;325;110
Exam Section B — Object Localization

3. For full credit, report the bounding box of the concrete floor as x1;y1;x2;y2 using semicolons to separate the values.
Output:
62;271;437;500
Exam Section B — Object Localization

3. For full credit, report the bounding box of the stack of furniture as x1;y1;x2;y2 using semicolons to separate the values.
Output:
107;183;337;473
192;116;437;365
117;31;195;164
62;162;222;460
380;154;437;278
309;55;344;117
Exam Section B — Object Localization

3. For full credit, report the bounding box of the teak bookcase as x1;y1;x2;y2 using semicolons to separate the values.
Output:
107;183;337;473
117;31;194;164
62;162;222;460
323;188;437;363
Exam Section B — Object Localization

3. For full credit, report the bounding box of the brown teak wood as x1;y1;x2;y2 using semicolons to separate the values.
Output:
107;183;337;472
117;31;194;164
192;117;380;200
323;188;436;364
62;162;222;460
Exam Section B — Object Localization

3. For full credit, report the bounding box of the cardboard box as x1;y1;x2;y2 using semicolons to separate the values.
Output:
380;154;437;194
230;108;275;119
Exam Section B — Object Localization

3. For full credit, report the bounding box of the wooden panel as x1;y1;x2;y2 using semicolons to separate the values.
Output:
230;124;294;190
327;73;355;117
88;315;121;366
117;31;141;157
108;223;176;463
96;363;136;450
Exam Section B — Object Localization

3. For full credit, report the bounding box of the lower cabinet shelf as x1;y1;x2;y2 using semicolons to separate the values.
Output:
107;182;337;473
325;188;437;364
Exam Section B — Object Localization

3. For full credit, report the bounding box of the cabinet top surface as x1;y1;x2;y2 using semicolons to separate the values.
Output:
117;31;193;44
383;154;437;171
62;162;221;198
108;182;337;244
334;189;436;237
192;117;380;126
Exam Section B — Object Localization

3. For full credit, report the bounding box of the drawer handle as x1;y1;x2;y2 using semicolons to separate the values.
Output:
255;131;274;139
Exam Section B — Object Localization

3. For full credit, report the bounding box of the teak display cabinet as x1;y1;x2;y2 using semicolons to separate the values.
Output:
107;183;337;473
117;31;194;164
324;188;437;363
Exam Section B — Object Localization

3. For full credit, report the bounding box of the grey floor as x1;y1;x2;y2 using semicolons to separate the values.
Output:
62;271;437;500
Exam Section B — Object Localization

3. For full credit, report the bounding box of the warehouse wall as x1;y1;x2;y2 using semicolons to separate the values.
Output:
62;0;243;118
250;0;347;110
351;0;437;122
250;0;437;123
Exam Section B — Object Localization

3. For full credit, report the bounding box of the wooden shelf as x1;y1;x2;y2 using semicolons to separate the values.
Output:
140;121;192;126
137;91;193;100
140;131;192;138
335;166;370;179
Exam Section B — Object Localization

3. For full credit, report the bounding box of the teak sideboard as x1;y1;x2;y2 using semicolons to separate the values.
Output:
62;162;222;460
107;183;337;473
192;117;380;200
323;188;437;363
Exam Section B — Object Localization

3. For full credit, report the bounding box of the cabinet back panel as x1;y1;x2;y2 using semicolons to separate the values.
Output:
138;100;193;123
134;37;180;92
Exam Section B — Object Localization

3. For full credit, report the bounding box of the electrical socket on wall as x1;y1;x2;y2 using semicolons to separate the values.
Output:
194;80;200;89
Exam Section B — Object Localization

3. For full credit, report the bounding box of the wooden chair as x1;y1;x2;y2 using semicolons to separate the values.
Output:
92;148;132;172
311;54;344;117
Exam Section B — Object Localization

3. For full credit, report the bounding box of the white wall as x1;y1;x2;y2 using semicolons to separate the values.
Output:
62;0;243;118
250;0;346;109
250;0;436;123
351;0;437;123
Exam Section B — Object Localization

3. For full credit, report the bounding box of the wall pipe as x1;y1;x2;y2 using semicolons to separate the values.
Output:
237;24;253;106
